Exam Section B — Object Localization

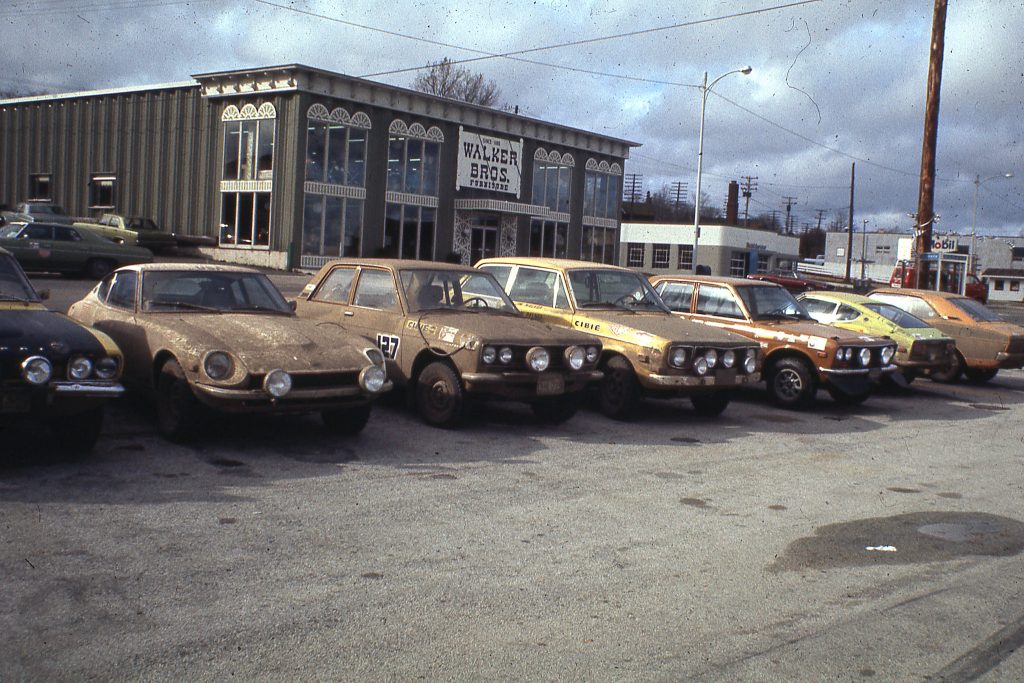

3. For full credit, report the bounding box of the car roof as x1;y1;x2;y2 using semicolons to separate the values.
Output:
651;274;775;288
115;262;262;274
800;291;873;305
476;257;632;272
868;287;962;301
318;258;479;272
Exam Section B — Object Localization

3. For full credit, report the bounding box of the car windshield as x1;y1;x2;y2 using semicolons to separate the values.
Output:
863;302;931;329
738;285;811;320
141;270;292;314
400;269;519;313
0;225;24;239
0;254;38;301
567;269;670;312
949;297;1002;323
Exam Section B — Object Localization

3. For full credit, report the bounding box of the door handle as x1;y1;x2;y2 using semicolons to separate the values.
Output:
343;311;354;317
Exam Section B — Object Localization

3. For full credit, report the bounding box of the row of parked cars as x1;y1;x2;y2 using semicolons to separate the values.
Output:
4;247;1024;453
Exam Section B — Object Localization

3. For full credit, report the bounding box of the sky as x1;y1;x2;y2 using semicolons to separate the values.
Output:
2;0;1023;238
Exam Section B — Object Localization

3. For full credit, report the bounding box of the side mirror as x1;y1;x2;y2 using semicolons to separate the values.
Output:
38;289;50;301
288;299;297;311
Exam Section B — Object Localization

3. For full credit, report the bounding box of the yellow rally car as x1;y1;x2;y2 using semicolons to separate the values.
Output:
476;257;762;419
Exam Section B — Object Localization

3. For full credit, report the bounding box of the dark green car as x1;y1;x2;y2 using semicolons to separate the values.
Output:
0;221;153;279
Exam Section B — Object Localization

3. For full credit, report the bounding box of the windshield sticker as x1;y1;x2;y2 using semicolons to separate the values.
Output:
376;334;400;360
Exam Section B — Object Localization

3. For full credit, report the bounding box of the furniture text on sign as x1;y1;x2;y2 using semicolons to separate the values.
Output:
456;128;523;197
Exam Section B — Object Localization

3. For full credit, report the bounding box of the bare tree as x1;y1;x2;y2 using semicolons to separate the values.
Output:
412;58;500;107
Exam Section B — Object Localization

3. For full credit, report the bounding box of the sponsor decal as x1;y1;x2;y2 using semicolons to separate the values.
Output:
807;336;827;351
439;326;459;343
376;334;400;359
574;319;601;332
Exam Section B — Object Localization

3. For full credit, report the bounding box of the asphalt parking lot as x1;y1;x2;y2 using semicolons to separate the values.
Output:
4;271;1024;680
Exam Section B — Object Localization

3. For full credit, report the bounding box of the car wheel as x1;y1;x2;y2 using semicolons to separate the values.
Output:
51;406;104;453
599;356;641;420
416;362;465;428
531;393;582;425
767;357;816;409
929;352;964;383
964;368;998;384
322;403;372;435
826;385;872;405
156;359;202;442
84;258;115;280
691;391;732;417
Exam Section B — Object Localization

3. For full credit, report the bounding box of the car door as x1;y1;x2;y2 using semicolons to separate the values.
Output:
51;225;89;271
654;280;695;314
504;266;574;328
11;224;55;270
347;268;406;377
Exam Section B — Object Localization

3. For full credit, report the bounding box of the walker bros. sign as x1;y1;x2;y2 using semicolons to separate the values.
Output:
456;128;523;197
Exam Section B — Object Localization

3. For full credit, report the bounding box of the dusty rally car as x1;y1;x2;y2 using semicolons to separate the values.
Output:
649;275;898;409
475;257;762;419
294;259;604;428
1;247;124;451
67;263;391;441
867;287;1024;383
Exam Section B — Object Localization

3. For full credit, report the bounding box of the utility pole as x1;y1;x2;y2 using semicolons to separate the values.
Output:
914;0;948;289
670;181;688;216
814;209;826;231
623;174;644;204
782;196;798;234
846;162;855;283
741;176;757;227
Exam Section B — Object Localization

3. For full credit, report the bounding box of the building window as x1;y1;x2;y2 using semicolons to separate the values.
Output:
383;203;435;260
581;225;617;264
995;280;1005;291
223;119;274;181
677;245;693;270
88;174;116;209
28;174;51;201
757;254;770;273
220;103;276;248
532;155;572;212
729;251;747;276
626;243;645;268
1012;281;1021;292
387;136;440;195
652;243;670;269
220;192;271;247
302;196;363;259
306;121;367;187
529;220;567;258
584;166;622;219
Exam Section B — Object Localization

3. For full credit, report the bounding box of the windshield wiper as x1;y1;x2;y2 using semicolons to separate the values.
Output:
147;300;222;312
226;305;292;315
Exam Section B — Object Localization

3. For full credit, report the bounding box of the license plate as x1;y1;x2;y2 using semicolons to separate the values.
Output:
715;368;737;385
536;375;564;396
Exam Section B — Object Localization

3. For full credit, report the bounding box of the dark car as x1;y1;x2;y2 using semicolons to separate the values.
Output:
0;247;125;451
14;202;76;224
0;221;153;278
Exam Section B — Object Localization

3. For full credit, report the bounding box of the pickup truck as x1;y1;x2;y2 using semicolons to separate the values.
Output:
72;214;177;252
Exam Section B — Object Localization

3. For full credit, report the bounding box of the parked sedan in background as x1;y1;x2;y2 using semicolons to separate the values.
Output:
867;287;1024;383
13;202;76;224
746;269;836;294
798;291;956;384
68;264;391;440
1;247;124;451
0;221;153;278
72;214;178;252
476;257;761;419
651;275;897;408
295;259;603;428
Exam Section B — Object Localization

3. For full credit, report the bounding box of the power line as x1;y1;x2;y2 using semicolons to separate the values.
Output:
0;0;208;19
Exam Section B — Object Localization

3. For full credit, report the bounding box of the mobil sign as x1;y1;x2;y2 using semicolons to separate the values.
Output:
931;235;959;252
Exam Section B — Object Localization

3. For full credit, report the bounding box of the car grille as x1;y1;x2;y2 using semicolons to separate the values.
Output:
479;345;586;372
909;339;951;362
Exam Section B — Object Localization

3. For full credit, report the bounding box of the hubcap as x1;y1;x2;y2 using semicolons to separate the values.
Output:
776;369;803;400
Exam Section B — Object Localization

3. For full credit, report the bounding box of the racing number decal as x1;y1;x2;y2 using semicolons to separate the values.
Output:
376;334;400;360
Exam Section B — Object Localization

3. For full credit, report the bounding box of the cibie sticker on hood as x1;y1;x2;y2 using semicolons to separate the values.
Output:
807;336;827;351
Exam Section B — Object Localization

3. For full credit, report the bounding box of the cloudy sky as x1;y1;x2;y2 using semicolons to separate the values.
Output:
3;0;1022;237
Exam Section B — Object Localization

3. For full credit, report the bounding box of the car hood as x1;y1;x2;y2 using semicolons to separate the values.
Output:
580;310;755;346
148;313;373;371
754;318;874;341
413;309;596;345
0;308;108;361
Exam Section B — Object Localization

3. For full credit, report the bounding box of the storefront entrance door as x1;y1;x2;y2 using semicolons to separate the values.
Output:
471;225;498;263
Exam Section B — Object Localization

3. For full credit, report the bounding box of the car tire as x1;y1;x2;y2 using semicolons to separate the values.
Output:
51;406;104;453
929;352;964;384
691;391;732;417
416;362;465;428
84;258;115;280
322;404;372;435
531;393;582;425
826;385;871;405
599;356;641;420
964;368;998;384
767;357;816;409
156;359;203;442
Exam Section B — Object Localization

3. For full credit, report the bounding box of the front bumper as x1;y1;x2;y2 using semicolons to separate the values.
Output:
819;364;898;377
995;351;1024;369
644;371;761;389
1;381;124;415
461;369;603;399
190;380;392;413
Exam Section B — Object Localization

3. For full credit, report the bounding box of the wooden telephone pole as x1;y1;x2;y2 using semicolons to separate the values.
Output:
914;0;948;288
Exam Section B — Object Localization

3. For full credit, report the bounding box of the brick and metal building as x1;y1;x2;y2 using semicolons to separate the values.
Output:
1;64;636;270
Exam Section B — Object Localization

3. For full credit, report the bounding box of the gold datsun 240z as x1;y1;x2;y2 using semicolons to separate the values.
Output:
475;257;762;419
68;263;391;441
294;259;604;428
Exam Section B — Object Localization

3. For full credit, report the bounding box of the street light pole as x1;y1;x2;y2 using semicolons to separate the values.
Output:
692;66;752;273
969;172;1013;277
861;219;869;281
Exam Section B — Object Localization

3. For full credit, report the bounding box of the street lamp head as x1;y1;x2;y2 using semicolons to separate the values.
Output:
740;66;753;75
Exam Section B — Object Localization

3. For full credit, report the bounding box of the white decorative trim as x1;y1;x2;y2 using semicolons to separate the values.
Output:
409;122;427;138
559;153;575;167
385;191;439;208
454;198;548;216
308;103;329;120
500;214;517;257
308;104;372;129
534;147;548;161
609;162;623;175
351;112;372;129
300;254;334;270
533;148;574;166
426;126;444;142
222;102;277;121
389;119;408;135
583;216;620;229
389;118;444;142
531;210;571;222
220;180;273;193
304;182;367;199
452;213;472;265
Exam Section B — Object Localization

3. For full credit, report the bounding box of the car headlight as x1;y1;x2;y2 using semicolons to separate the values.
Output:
526;347;550;372
857;348;872;366
693;356;709;376
94;356;119;380
837;347;852;362
722;350;736;369
586;346;600;363
263;369;292;398
359;365;387;393
364;347;385;367
743;350;757;374
68;356;93;380
880;346;895;365
204;351;234;380
482;346;497;364
668;346;688;368
21;356;52;385
704;349;718;369
498;347;513;364
565;346;585;371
